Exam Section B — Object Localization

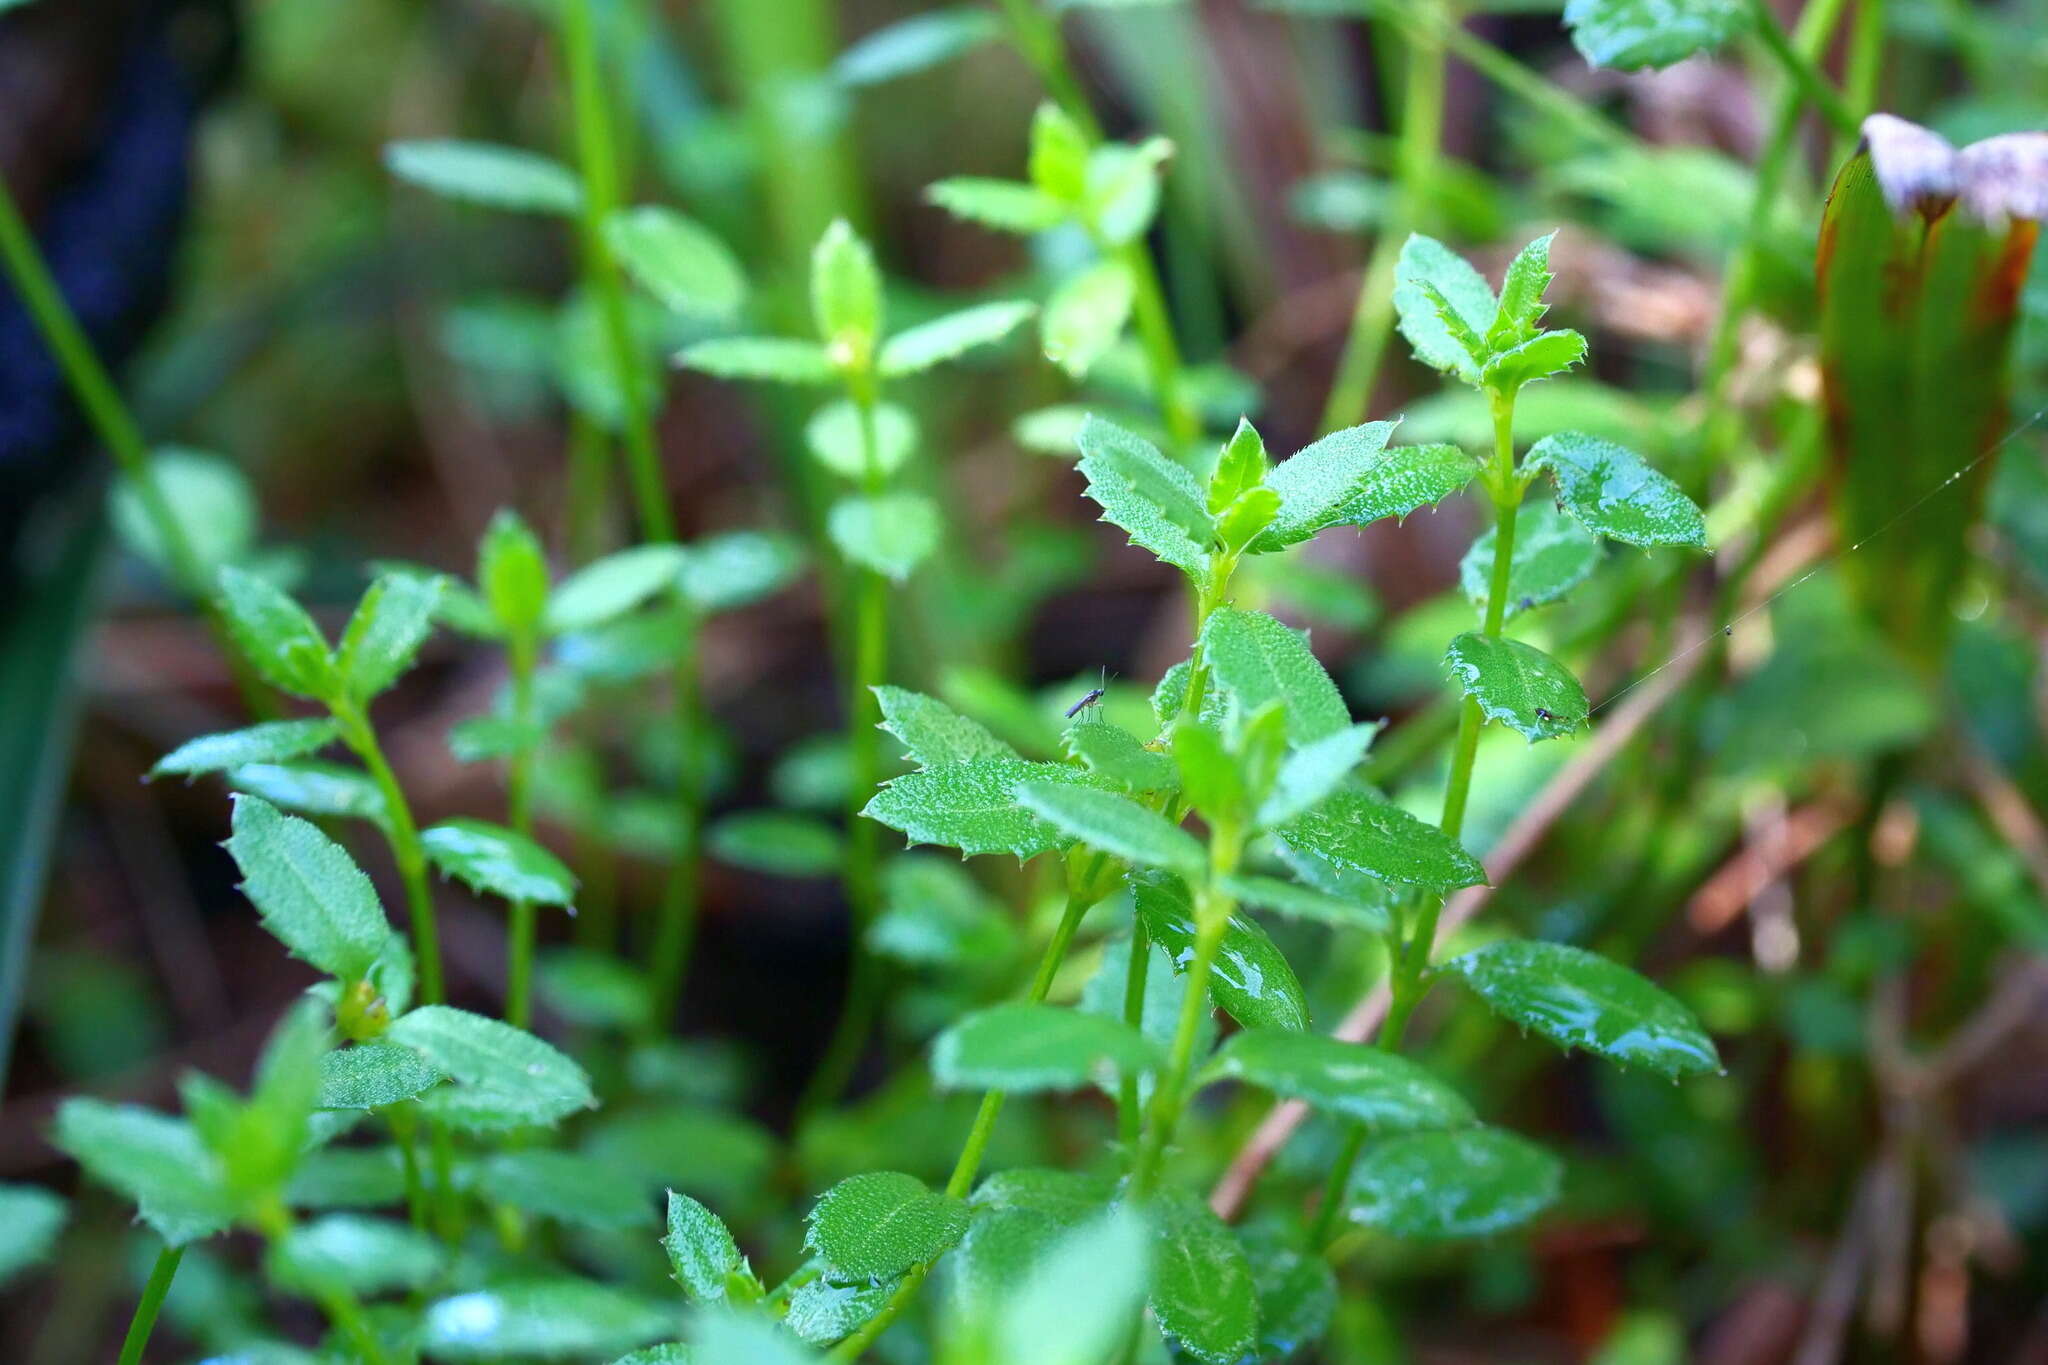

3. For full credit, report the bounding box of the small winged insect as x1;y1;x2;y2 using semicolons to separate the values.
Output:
1534;707;1556;723
1064;667;1109;719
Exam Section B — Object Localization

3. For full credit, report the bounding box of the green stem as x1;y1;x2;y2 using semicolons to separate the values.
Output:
559;0;674;546
1312;388;1519;1247
339;707;444;1006
1747;0;1858;139
115;1243;183;1365
992;0;1101;140
1116;916;1152;1154
826;872;1102;1363
1118;239;1200;447
390;1105;428;1232
505;640;539;1030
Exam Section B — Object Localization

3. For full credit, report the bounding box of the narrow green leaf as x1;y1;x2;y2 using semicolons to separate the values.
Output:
1481;329;1587;393
706;811;843;878
1444;633;1588;741
1200;607;1349;744
881;300;1036;376
806;1171;969;1280
1253;420;1398;548
876;686;1020;767
228;762;386;828
1394;234;1497;384
604;206;746;320
424;1281;675;1359
864;758;1104;860
0;1184;65;1286
1148;1189;1258;1365
1167;717;1244;826
337;572;442;702
1526;432;1708;548
1487;231;1556;348
805;400;917;481
812;219;883;362
1441;939;1721;1076
1133;872;1311;1032
1564;0;1751;70
1074;415;1212;576
1028;102;1091;202
316;1043;443;1111
226;795;392;981
829;492;941;582
51;1100;231;1245
215;566;334;700
1199;1028;1474;1129
927;177;1067;234
1042;260;1135;380
385;139;582;215
1459;501;1602;621
151;720;341;781
422;819;577;907
1281;788;1485;891
478;509;549;639
932;1001;1161;1092
1064;717;1179;794
1329;443;1480;530
286;1147;407;1211
1084;137;1173;245
1346;1128;1561;1239
544;545;688;635
272;1214;444;1296
389;1006;596;1129
679;531;803;613
476;1150;654;1229
1013;780;1206;876
664;1190;745;1301
112;449;255;588
1256;721;1383;828
834;6;1003;85
675;336;837;385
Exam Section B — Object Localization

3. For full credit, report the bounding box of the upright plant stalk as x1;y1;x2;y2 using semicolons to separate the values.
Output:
0;177;273;716
1320;6;1447;434
336;705;445;1006
114;1243;183;1365
504;640;540;1029
801;390;892;1116
1309;387;1520;1248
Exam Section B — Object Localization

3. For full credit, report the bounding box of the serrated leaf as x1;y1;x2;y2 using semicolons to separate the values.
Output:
1331;442;1481;529
0;1184;64;1286
1346;1128;1561;1239
1199;1028;1474;1129
812;219;883;360
927;177;1068;234
1014;779;1206;876
1257;721;1383;828
1526;431;1708;548
1029;102;1091;203
389;1006;595;1129
1253;420;1398;548
882;300;1035;376
272;1214;444;1296
1459;501;1603;621
805;1172;969;1280
422;819;577;906
385;139;582;215
674;336;836;385
475;1150;654;1229
150;720;341;780
228;762;386;827
226;795;392;981
805;400;917;481
1444;633;1588;741
1042;260;1136;380
876;686;1020;767
1487;232;1556;349
604;207;746;320
337;572;441;702
664;1191;744;1301
706;811;843;878
829;492;940;582
545;545;688;635
679;531;802;613
932;1001;1161;1092
316;1043;443;1110
1219;872;1392;933
786;1277;898;1345
1063;717;1179;794
1482;329;1587;394
1394;234;1497;384
1199;607;1349;744
834;6;1003;84
1281;788;1485;891
215;566;333;699
865;758;1105;859
1133;872;1311;1032
1074;415;1212;575
1442;939;1721;1076
1148;1188;1258;1365
51;1101;231;1245
424;1281;675;1359
1564;0;1751;70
